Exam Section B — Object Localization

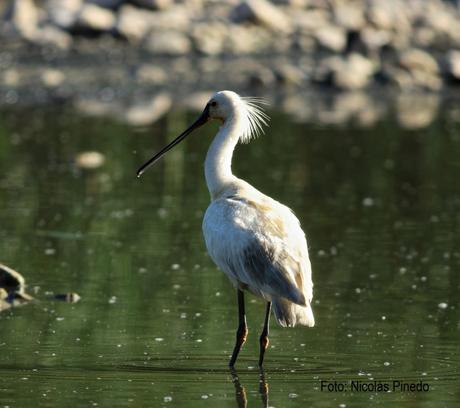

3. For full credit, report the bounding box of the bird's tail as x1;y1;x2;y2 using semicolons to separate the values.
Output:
272;298;315;328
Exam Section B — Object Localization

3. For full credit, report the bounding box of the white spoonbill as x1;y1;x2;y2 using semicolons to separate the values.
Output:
137;90;315;367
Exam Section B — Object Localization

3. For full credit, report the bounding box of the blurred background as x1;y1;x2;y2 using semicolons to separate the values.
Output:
1;0;460;126
1;1;459;407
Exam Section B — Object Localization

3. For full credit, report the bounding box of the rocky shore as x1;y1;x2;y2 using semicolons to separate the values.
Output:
1;0;460;127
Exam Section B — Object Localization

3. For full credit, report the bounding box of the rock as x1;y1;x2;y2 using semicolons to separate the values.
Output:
45;0;83;30
4;0;39;39
360;26;391;52
116;4;151;42
75;151;106;169
192;22;227;55
1;69;20;87
314;25;347;53
292;9;330;34
334;3;365;31
40;69;66;88
395;48;442;91
399;49;439;75
122;93;172;126
334;54;375;90
366;1;396;31
274;63;306;86
227;25;271;55
396;93;439;129
32;25;73;50
116;4;190;42
315;54;375;90
136;64;168;84
74;97;115;117
130;0;173;10
231;0;291;33
77;3;116;32
144;30;191;56
445;50;460;81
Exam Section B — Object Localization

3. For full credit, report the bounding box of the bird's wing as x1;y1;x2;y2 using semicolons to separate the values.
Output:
203;195;312;305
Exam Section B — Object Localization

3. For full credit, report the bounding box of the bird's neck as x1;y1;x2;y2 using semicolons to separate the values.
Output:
204;116;241;199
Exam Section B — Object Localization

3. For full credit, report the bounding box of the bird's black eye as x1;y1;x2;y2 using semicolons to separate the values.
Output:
210;101;217;107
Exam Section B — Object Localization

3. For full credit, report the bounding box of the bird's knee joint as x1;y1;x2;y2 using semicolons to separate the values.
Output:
237;325;248;343
259;335;269;349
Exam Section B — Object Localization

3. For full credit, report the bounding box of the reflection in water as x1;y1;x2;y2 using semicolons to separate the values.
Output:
231;368;269;408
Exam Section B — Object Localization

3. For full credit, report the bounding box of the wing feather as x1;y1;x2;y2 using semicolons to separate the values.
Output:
203;193;312;306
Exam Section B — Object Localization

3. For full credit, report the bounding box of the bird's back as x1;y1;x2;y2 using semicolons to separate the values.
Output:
202;180;314;327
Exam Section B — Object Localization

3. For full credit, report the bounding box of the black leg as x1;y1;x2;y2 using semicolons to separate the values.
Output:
229;290;248;367
258;302;271;367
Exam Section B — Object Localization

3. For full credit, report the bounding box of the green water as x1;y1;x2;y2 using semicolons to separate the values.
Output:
0;105;459;407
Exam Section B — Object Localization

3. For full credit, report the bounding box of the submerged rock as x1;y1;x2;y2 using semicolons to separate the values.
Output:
75;151;106;169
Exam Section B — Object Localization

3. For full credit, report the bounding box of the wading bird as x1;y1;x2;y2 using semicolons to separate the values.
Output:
137;91;314;367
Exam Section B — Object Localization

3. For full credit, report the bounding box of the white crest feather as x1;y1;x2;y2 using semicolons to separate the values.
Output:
239;97;270;143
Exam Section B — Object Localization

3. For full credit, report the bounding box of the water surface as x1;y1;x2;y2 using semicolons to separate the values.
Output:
0;106;459;407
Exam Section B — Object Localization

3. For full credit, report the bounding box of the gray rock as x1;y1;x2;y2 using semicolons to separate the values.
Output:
122;93;172;126
45;0;81;29
399;49;439;75
77;3;116;32
314;25;347;53
144;30;191;56
231;0;291;33
130;0;173;10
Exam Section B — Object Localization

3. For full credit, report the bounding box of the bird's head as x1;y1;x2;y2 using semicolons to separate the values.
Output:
136;90;268;177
